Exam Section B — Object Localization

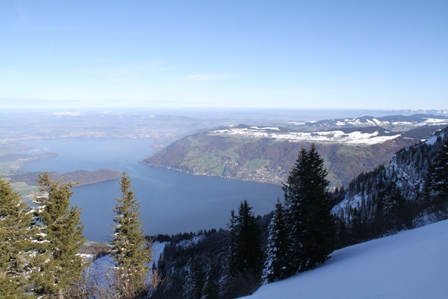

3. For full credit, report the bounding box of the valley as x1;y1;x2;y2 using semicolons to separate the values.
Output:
3;110;448;191
2;108;448;297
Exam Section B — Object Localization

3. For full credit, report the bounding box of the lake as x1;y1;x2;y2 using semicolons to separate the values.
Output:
22;139;283;241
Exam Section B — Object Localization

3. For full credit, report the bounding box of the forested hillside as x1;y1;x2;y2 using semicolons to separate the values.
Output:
2;124;447;298
146;126;448;299
332;126;448;245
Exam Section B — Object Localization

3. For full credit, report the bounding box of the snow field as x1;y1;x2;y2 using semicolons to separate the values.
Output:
242;219;448;299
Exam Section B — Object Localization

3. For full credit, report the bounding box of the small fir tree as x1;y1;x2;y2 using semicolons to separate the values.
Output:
32;172;85;298
110;172;152;298
262;199;289;284
227;209;238;275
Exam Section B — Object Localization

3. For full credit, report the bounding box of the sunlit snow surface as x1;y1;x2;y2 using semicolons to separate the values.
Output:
209;116;448;146
242;220;448;299
209;127;400;145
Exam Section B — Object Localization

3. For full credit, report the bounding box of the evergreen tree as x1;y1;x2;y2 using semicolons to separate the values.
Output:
32;172;85;298
0;178;38;298
262;199;289;284
184;258;205;299
228;209;238;275
110;172;152;298
383;184;407;230
201;257;220;299
427;137;448;195
283;144;336;274
228;200;263;278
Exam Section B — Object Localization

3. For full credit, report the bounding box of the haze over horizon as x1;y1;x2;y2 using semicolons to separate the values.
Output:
1;0;447;110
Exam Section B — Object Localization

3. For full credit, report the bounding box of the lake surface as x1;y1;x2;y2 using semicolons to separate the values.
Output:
23;139;283;241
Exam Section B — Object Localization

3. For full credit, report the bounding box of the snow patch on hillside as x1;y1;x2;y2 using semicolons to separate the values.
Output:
242;219;448;299
151;241;167;264
209;127;400;145
426;132;445;146
177;235;205;248
425;118;448;124
85;241;167;288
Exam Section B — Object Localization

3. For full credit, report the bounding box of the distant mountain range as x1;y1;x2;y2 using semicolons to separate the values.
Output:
276;113;448;130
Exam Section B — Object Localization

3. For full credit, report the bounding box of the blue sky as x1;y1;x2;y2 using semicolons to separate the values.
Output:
1;0;447;110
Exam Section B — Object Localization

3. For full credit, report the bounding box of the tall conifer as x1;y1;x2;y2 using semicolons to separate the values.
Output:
32;173;85;298
283;144;335;274
0;178;38;298
110;172;152;298
228;200;262;277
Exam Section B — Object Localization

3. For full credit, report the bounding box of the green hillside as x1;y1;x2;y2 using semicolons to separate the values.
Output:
144;126;440;188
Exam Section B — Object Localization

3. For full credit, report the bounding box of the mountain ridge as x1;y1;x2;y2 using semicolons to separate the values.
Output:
332;125;448;230
143;114;447;187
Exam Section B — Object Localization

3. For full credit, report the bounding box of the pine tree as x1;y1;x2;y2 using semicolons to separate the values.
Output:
32;172;85;298
0;178;38;298
262;199;289;284
110;172;152;298
228;200;263;278
283;144;336;274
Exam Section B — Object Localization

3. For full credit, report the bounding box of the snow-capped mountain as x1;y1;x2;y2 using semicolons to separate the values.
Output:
286;114;448;130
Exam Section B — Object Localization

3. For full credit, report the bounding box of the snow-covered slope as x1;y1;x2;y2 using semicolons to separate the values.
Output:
208;115;448;146
241;219;448;299
209;125;401;145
